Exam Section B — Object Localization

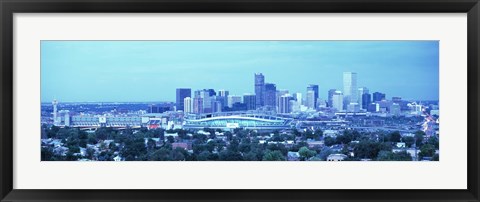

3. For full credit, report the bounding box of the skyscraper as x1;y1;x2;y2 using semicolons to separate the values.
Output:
358;87;369;109
243;94;256;110
193;97;203;114
264;83;277;108
254;73;265;109
276;89;289;112
184;97;193;113
306;90;315;109
307;84;319;109
227;95;242;108
279;94;293;114
176;88;191;112
218;89;229;108
332;90;344;111
52;99;59;125
362;93;371;110
373;92;386;102
343;72;358;106
328;89;337;108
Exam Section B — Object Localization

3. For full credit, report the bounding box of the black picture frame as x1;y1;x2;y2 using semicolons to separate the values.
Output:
1;0;479;201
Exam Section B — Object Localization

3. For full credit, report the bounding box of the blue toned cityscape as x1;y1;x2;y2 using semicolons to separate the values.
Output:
41;41;439;161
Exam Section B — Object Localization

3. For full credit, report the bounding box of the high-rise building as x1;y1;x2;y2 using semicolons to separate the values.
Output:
307;84;319;109
193;97;204;114
368;103;379;112
227;95;242;108
347;103;360;112
392;97;402;103
184;97;193;113
328;89;337;108
264;83;277;108
332;90;344;111
176;88;191;112
211;100;222;113
52;99;58;125
255;73;265;109
373;92;386;102
218;89;229;108
362;93;371;110
390;103;401;116
276;89;289;112
243;94;256;110
279;94;293;114
357;87;369;109
343;72;358;106
306;90;315;109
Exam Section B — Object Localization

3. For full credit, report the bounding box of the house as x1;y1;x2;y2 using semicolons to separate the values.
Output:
307;141;324;148
327;153;348;161
172;142;190;150
113;156;122;161
396;142;406;148
287;152;300;161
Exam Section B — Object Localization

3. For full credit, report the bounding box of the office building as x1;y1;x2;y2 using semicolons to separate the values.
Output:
373;92;386;102
332;91;344;111
328;89;337;108
391;103;401;116
347;103;360;112
218;89;229;108
184;97;193;113
264;83;277;108
362;93;371;110
279;94;293;114
255;73;265;108
176;88;191;112
193;97;204;114
307;84;319;109
227;95;242;108
343;72;358;106
306;90;315;109
243;94;256;110
357;87;369;109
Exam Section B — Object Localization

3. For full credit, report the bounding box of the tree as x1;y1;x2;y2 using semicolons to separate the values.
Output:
298;146;317;161
244;151;259;161
418;144;436;159
389;131;402;142
427;136;439;149
197;151;211;161
151;148;172;161
314;129;323;139
262;150;285;161
324;136;336;147
167;136;175;143
219;150;243;161
414;131;425;147
86;148;96;159
171;147;187;161
354;141;391;159
304;130;316;140
403;136;415;148
377;151;412;161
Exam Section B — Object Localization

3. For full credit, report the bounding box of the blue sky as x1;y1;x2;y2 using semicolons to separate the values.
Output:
41;41;439;102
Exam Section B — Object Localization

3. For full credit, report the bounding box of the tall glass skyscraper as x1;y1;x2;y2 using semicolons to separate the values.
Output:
243;94;256;110
176;88;191;112
358;87;369;109
254;73;265;109
264;83;277;108
343;72;358;106
307;84;319;109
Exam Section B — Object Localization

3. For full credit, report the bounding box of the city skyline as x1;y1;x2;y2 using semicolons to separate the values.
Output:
41;41;439;102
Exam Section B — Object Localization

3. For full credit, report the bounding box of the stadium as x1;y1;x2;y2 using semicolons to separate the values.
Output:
183;113;293;130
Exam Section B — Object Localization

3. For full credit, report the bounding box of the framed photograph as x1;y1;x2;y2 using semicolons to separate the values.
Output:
1;0;479;201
